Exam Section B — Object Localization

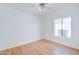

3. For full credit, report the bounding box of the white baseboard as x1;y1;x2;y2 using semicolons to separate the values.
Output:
45;38;79;50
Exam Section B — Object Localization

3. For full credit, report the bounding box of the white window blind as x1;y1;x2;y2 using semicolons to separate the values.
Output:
54;17;71;38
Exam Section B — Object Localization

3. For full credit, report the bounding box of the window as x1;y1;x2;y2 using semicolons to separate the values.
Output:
54;17;71;38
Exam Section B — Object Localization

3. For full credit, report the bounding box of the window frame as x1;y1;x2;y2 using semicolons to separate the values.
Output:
54;16;71;39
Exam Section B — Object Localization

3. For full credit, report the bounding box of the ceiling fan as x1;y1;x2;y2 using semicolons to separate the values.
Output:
38;3;48;11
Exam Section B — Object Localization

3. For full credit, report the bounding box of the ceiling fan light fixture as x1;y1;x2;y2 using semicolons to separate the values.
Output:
38;3;48;11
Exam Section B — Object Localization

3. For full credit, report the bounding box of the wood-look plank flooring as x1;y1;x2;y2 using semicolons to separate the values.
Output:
0;39;79;55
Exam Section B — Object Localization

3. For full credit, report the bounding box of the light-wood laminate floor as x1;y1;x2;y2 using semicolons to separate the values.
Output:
0;39;79;55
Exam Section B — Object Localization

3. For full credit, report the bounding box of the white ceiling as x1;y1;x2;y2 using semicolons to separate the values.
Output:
0;3;79;16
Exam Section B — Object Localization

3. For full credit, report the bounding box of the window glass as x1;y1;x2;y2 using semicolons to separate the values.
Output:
54;17;71;38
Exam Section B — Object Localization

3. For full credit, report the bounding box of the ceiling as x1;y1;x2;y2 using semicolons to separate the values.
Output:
0;3;79;16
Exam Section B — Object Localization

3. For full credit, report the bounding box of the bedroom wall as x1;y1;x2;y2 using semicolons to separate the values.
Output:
0;7;41;51
42;4;79;49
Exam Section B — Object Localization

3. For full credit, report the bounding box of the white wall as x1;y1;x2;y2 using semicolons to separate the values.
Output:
0;7;41;51
43;4;79;49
